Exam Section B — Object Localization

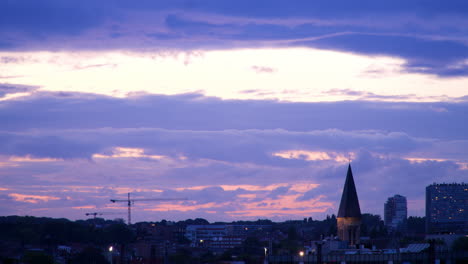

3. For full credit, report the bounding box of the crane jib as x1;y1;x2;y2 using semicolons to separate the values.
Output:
108;193;188;225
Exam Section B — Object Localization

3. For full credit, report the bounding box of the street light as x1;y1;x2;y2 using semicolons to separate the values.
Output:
108;246;113;264
299;250;305;264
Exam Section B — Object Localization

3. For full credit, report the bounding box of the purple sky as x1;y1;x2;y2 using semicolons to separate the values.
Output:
1;1;468;223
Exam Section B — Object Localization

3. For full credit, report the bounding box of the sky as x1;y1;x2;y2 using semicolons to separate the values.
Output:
1;0;467;223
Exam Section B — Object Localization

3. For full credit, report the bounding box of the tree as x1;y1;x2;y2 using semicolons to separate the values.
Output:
288;226;298;240
406;216;425;235
361;214;386;238
169;248;193;264
22;251;53;264
71;247;110;264
452;236;468;251
103;223;134;244
242;237;264;256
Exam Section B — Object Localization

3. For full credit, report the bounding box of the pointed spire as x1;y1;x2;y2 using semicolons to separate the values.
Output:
337;164;361;218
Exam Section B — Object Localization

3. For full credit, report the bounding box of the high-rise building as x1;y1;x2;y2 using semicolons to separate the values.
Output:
384;194;407;233
426;183;467;234
337;164;362;246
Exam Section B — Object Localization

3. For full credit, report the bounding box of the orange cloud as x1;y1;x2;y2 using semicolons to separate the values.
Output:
142;192;333;218
405;157;448;163
9;155;62;162
290;183;319;193
9;193;60;203
0;161;19;168
112;187;163;194
174;185;213;191
237;194;257;199
60;185;104;193
174;183;290;192
404;157;468;170
72;205;96;209
145;202;227;212
228;194;333;218
174;183;318;193
220;184;289;191
92;147;166;160
457;162;468;170
273;150;355;163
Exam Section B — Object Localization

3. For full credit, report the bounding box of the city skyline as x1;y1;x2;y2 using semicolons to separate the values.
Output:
1;1;468;222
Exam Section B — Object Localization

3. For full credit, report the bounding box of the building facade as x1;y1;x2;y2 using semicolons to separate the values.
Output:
426;183;467;234
185;224;272;249
337;164;362;246
384;194;407;233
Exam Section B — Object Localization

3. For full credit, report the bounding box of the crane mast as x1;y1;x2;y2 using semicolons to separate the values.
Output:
110;192;187;225
127;193;131;225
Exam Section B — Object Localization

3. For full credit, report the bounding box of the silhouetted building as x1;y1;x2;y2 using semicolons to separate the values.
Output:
426;183;467;234
185;224;271;250
337;164;362;246
384;194;407;233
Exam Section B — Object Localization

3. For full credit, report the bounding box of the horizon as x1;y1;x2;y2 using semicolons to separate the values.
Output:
0;209;425;224
1;1;468;223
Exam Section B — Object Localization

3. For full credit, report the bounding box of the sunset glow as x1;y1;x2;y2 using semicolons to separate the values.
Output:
1;0;468;222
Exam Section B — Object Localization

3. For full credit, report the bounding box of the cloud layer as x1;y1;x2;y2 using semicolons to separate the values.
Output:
1;1;468;76
1;1;467;222
1;91;467;221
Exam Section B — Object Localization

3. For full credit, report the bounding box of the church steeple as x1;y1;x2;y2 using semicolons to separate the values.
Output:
338;164;361;218
337;163;362;246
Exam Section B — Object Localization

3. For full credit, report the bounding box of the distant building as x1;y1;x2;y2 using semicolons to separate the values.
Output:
185;225;227;246
425;183;467;234
337;164;362;246
185;224;271;249
384;194;407;233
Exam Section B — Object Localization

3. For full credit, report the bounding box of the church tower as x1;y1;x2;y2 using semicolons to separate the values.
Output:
337;164;362;246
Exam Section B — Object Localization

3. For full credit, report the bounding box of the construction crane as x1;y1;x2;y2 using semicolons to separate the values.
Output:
85;212;123;219
110;193;187;225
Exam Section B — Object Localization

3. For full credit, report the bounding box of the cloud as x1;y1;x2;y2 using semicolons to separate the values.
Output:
1;1;468;76
0;132;101;159
321;89;462;102
2;91;468;139
251;65;277;73
1;91;468;166
9;193;60;203
1;91;468;221
0;147;466;221
0;83;37;98
295;34;468;76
